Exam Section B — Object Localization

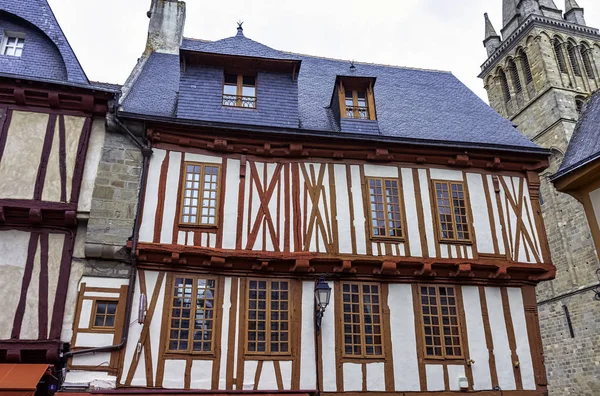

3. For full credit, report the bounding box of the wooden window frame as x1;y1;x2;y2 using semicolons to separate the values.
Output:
416;284;464;361
338;79;377;121
164;274;219;356
432;179;473;244
366;176;407;241
244;278;292;357
338;281;385;360
178;162;222;228
89;299;119;331
222;72;257;109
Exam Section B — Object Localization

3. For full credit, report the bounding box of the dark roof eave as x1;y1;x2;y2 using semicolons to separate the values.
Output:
180;49;302;66
551;151;600;182
118;110;551;157
0;72;120;93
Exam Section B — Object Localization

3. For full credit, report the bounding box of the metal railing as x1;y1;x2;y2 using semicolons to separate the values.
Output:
345;106;369;119
222;94;257;108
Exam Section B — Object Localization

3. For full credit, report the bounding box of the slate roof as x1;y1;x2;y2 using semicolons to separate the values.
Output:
121;29;544;153
553;91;600;180
0;0;89;85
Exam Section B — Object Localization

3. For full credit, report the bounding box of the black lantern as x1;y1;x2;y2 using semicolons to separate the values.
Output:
314;275;332;334
595;268;600;301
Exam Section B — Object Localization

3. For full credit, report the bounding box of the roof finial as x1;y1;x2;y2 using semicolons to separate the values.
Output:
350;60;356;72
237;20;244;36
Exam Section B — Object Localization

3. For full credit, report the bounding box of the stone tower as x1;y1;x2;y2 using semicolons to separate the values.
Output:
480;1;600;394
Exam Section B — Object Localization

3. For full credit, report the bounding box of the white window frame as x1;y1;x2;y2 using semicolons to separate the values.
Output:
1;32;25;57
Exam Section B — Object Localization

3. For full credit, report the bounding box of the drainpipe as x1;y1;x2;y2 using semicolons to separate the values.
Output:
62;102;152;359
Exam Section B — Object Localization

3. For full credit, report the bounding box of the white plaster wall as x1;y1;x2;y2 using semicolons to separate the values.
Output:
0;230;29;339
43;116;62;202
401;168;422;257
350;165;367;254
243;360;258;390
257;361;278;390
466;173;494;254
300;281;318;390
21;237;41;340
138;149;166;242
77;117;106;211
419;169;437;257
343;363;362;391
447;365;466;391
485;287;516;390
71;352;112;368
148;272;166;387
0;111;48;199
507;288;536;390
61;248;86;342
486;175;506;255
63;115;86;200
280;360;292;390
221;159;240;250
120;271;144;384
363;164;398;178
76;332;114;347
160;151;182;244
334;164;352;254
388;284;420;391
425;364;444;391
190;360;213;389
461;286;492;390
185;152;222;164
163;359;186;389
429;168;463;181
366;362;385;391
218;277;232;389
79;300;93;329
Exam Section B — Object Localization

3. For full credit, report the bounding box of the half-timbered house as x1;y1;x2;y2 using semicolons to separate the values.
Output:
0;0;116;393
66;1;555;395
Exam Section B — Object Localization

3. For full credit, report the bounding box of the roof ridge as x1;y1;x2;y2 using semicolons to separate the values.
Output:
181;36;450;74
284;50;452;74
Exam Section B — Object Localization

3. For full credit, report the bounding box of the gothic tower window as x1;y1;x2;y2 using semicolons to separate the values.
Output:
498;68;511;103
575;97;585;115
580;44;595;79
508;59;522;93
567;42;582;76
554;38;568;74
518;49;534;85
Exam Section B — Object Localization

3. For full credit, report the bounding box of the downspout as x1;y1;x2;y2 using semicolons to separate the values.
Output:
62;99;152;359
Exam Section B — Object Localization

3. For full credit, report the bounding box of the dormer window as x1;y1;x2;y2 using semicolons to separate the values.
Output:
345;90;369;119
1;33;24;57
223;73;256;108
337;77;376;120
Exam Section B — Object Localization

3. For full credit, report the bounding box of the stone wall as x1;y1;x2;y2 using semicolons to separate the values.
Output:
481;21;600;396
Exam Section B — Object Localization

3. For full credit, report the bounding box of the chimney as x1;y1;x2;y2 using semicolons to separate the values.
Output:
146;0;186;55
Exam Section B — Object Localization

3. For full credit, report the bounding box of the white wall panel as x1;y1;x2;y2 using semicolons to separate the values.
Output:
184;152;222;164
139;149;166;242
388;284;420;391
190;360;213;389
486;175;506;255
160;151;181;244
419;169;437;256
401;168;422;257
366;362;385;391
222;160;240;250
507;288;536;390
257;361;278;390
364;164;398;178
71;352;112;367
425;364;444;391
343;363;362;391
79;300;93;329
485;287;516;390
300;281;318;390
280;360;292;390
447;365;466;391
334;164;352;254
243;360;258;390
218;277;232;389
461;286;492;390
163;360;186;389
350;165;367;254
75;332;114;347
429;168;464;181
467;173;494;254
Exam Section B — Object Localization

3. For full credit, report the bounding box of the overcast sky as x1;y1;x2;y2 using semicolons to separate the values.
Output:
47;0;600;102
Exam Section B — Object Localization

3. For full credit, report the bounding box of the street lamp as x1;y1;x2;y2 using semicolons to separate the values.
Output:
314;276;332;335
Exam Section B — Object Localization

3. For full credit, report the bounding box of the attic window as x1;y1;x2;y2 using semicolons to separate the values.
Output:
223;73;256;108
338;77;376;120
1;33;24;57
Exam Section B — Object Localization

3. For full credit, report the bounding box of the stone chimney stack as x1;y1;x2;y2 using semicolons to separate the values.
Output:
565;0;586;26
146;0;186;55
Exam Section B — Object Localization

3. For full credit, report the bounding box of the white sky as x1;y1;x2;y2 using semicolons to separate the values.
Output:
47;0;600;102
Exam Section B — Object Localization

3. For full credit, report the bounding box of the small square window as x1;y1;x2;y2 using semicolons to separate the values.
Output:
2;33;25;57
92;300;118;329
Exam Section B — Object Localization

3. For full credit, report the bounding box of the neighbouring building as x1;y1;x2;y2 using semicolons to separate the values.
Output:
0;1;129;395
479;0;600;394
63;1;556;395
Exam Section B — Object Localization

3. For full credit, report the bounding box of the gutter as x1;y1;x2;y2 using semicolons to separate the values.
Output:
118;111;551;157
62;99;152;361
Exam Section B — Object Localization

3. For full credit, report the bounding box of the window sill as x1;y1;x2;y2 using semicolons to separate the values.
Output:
341;355;386;363
178;223;218;232
370;236;405;243
423;358;465;365
243;354;293;360
222;105;257;110
438;239;473;246
163;351;216;359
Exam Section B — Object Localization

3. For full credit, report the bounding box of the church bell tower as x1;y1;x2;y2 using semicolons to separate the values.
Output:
479;1;600;394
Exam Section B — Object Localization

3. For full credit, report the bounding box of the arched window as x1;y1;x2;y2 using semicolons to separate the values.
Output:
567;42;582;76
508;59;522;93
554;38;568;73
580;44;595;79
518;49;534;85
498;69;511;103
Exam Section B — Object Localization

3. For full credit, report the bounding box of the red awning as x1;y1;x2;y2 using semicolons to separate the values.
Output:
0;364;49;396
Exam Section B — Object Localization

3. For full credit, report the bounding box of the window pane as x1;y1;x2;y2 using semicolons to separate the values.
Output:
368;178;402;238
223;84;237;95
93;300;117;328
243;75;256;86
342;282;383;357
242;86;255;98
224;73;237;84
247;280;290;354
180;163;220;225
420;286;462;358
